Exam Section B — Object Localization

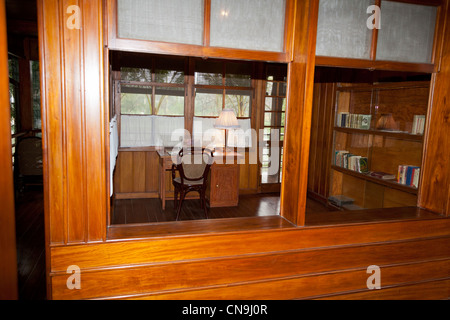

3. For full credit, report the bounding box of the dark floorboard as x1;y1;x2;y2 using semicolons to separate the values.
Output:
14;186;46;300
112;193;334;224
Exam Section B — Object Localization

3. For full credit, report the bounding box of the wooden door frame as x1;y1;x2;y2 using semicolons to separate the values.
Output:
0;0;18;300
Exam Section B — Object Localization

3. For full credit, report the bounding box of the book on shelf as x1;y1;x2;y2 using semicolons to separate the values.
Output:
369;171;396;180
334;151;368;174
411;115;425;135
336;112;371;130
397;165;420;188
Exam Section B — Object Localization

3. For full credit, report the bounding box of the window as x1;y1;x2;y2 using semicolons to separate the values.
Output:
261;64;287;184
193;60;253;148
9;57;20;167
118;56;186;147
31;61;41;131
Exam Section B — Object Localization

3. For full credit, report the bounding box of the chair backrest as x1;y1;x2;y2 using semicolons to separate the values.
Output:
177;148;213;181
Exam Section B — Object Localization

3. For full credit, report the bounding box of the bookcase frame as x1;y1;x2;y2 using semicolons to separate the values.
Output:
329;81;430;210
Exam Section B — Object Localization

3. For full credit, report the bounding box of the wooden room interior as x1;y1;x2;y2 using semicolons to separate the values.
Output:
2;0;450;300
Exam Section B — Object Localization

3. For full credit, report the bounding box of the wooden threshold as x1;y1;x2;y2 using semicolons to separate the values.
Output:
107;215;295;240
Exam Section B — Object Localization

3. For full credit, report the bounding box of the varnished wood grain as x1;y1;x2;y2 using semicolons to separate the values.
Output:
38;0;107;246
0;0;18;299
281;0;319;226
419;0;450;216
50;239;449;299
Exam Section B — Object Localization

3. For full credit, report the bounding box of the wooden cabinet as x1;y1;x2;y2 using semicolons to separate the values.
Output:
207;163;240;207
329;81;430;210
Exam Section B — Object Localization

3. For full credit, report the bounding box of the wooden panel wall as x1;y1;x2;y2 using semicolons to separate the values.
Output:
114;150;258;199
38;0;450;300
38;0;107;247
419;1;450;216
307;82;335;202
281;0;319;225
0;0;18;300
48;216;450;299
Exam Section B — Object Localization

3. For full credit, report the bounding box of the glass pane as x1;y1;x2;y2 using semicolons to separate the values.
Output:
8;58;19;82
9;83;17;135
224;90;251;117
121;85;152;115
265;97;273;111
376;1;437;63
155;56;185;84
121;67;152;82
117;0;204;45
31;61;41;130
155;87;185;116
316;0;373;59
265;82;273;96
194;90;223;116
195;60;223;85
210;0;286;52
225;62;252;87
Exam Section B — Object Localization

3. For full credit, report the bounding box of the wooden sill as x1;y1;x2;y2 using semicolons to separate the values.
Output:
106;206;446;242
305;206;446;227
107;215;295;241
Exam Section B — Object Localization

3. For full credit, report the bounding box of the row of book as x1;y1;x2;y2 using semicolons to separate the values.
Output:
336;112;371;130
411;115;426;135
398;165;420;188
334;150;368;173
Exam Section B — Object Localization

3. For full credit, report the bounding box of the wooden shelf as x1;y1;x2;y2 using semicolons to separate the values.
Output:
334;127;424;141
331;165;418;195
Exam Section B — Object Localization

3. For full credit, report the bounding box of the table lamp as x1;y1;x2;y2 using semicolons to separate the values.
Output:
214;108;240;151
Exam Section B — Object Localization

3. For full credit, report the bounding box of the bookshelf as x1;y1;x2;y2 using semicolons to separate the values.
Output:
328;81;430;210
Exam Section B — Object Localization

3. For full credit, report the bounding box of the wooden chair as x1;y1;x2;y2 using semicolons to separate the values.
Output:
171;148;213;221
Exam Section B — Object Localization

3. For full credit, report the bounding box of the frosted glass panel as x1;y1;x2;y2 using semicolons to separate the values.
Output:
316;0;373;59
376;1;437;63
117;0;204;45
210;0;286;52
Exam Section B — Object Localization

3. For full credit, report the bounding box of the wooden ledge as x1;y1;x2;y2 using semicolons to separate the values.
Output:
107;215;295;241
305;206;446;227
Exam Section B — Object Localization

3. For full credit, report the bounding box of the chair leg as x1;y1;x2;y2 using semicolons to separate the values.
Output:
176;190;186;221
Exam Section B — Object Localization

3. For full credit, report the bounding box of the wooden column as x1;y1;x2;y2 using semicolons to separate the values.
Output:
419;0;450;216
37;0;107;251
280;0;319;226
0;0;18;299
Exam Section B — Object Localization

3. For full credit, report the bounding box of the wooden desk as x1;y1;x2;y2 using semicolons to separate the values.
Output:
157;149;242;210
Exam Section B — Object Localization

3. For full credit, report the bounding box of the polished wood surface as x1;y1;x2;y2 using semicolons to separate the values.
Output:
419;0;450;216
0;0;18;299
281;0;319;226
112;193;284;224
38;0;107;246
35;0;450;300
308;82;336;202
49;210;449;299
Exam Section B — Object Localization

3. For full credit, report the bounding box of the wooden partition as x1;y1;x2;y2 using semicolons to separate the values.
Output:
38;0;450;300
0;0;18;299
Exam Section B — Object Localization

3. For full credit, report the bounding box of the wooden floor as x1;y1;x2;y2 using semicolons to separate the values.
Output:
14;186;46;300
111;193;335;225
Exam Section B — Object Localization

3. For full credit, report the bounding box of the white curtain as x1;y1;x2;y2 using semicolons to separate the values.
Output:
120;115;185;148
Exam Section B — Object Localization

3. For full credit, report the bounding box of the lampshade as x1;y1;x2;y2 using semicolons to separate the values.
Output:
214;109;240;129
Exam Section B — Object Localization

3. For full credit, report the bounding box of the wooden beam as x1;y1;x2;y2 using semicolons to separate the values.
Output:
0;0;18;300
280;0;319;226
419;0;450;216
